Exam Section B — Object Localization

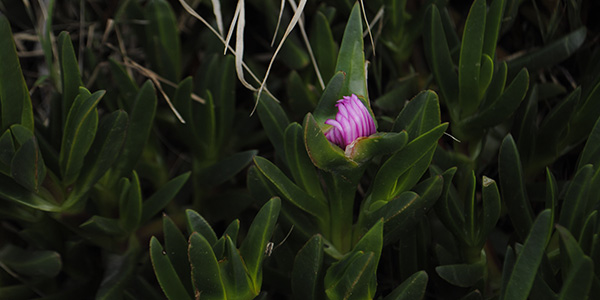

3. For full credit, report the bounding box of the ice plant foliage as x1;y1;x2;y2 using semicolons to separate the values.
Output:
324;94;376;148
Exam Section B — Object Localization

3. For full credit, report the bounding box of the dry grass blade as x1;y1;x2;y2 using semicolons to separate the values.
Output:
255;0;308;113
235;0;258;92
271;0;285;46
287;0;324;90
210;0;224;35
360;0;376;56
178;0;283;104
224;0;242;55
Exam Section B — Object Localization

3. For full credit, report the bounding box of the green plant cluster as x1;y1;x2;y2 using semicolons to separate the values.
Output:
0;0;599;299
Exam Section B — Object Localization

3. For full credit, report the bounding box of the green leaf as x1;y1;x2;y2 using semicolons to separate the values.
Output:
383;270;428;300
58;31;83;119
287;71;317;114
478;54;494;99
346;131;409;165
335;3;367;98
292;235;325;300
556;225;594;299
284;123;326;201
253;156;327;219
198;150;258;186
119;171;142;232
149;237;192;300
0;15;34;132
483;0;505;59
458;68;529;137
114;80;157;178
0;129;14;174
499;134;534;241
162;214;192;296
188;232;226;300
310;11;338;83
108;59;139;107
222;219;240;246
59;88;103;185
325;252;377;300
393;90;441;141
558;165;593;241
144;0;181;81
313;72;345;125
423;5;459;110
96;240;139;300
578;115;600;170
79;215;125;236
0;245;61;278
458;0;486;116
434;167;464;238
536;88;580;157
507;27;586;78
140;172;190;224
0;173;60;212
11;137;46;193
185;209;218;246
502;210;552;300
303;113;358;175
479;176;501;247
571;77;600;143
65;110;128;210
257;92;290;157
239;197;281;292
371;123;448;201
436;252;486;287
222;235;254;298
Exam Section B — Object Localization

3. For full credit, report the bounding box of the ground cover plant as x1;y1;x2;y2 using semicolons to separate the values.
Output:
0;0;599;299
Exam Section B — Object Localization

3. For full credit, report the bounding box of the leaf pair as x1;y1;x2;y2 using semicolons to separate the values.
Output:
151;198;280;300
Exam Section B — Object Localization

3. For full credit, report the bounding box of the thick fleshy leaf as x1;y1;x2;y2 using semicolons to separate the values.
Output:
383;270;428;300
325;252;377;300
96;240;139;300
144;0;181;81
458;0;486;116
0;245;61;278
79;215;125;236
423;5;459;110
556;225;594;299
114;80;157;179
310;11;338;84
10;137;46;193
198;150;258;186
499;134;534;241
59;88;103;185
64;111;128;210
284;123;326;201
149;237;192;300
570;77;600;143
292;235;324;300
313;72;345;125
140;172;190;224
222;235;254;298
303;113;358;175
0;15;34;132
536;88;580;158
239;197;280;292
434;167;464;238
253;156;327;219
108;59;139;107
0;173;60;212
371;123;448;202
483;0;505;59
185;209;218;245
436;252;486;287
188;232;226;299
346;131;408;165
335;3;367;98
502;210;552;300
507;27;586;78
162;214;192;296
479;176;501;247
257;92;290;157
558;165;593;238
58;31;83;119
458;68;529;137
119;171;142;232
578;115;600;170
393;90;441;140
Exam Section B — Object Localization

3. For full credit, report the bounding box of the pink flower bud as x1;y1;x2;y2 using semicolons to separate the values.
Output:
324;94;376;149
